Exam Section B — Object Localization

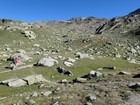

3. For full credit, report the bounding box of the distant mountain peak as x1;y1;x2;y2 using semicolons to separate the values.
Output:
129;8;140;15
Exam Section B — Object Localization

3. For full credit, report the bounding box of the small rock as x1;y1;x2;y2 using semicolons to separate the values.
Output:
97;68;103;71
133;74;140;78
55;87;61;91
76;52;90;59
103;66;116;70
115;53;121;58
84;102;93;105
89;70;102;77
31;92;38;97
50;101;59;105
33;44;40;47
86;94;96;101
33;51;41;55
130;48;137;53
128;82;140;88
118;71;131;75
16;49;26;54
42;91;52;97
26;99;36;105
129;59;137;64
74;78;87;83
64;61;73;67
67;58;76;63
60;79;68;83
5;48;11;51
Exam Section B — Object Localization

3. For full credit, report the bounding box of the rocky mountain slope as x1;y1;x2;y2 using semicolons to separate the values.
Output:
0;9;140;105
95;8;140;36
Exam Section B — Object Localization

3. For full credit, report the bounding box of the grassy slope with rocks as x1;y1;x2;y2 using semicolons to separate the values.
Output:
0;10;140;105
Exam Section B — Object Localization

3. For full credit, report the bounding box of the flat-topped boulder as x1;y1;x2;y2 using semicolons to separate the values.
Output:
23;74;47;85
0;74;47;87
1;78;27;87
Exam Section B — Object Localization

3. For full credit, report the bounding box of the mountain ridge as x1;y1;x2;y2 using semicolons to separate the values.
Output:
0;8;140;105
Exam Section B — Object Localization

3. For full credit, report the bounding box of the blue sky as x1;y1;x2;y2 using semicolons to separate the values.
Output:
0;0;140;22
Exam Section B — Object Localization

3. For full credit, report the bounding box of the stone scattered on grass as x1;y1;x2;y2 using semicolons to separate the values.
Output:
103;66;116;70
73;77;87;83
42;91;52;97
26;99;36;105
86;94;97;101
55;66;73;76
60;79;68;83
31;92;38;97
133;74;140;78
118;71;131;75
81;70;103;79
128;82;140;88
64;61;74;67
76;52;90;59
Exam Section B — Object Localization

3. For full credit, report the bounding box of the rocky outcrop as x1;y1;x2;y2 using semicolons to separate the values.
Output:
95;8;140;35
22;30;36;39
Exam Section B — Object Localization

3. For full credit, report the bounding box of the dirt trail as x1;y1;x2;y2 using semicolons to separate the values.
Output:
0;64;34;74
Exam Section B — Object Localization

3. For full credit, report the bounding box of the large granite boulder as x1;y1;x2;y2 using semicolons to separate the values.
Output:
36;57;58;67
